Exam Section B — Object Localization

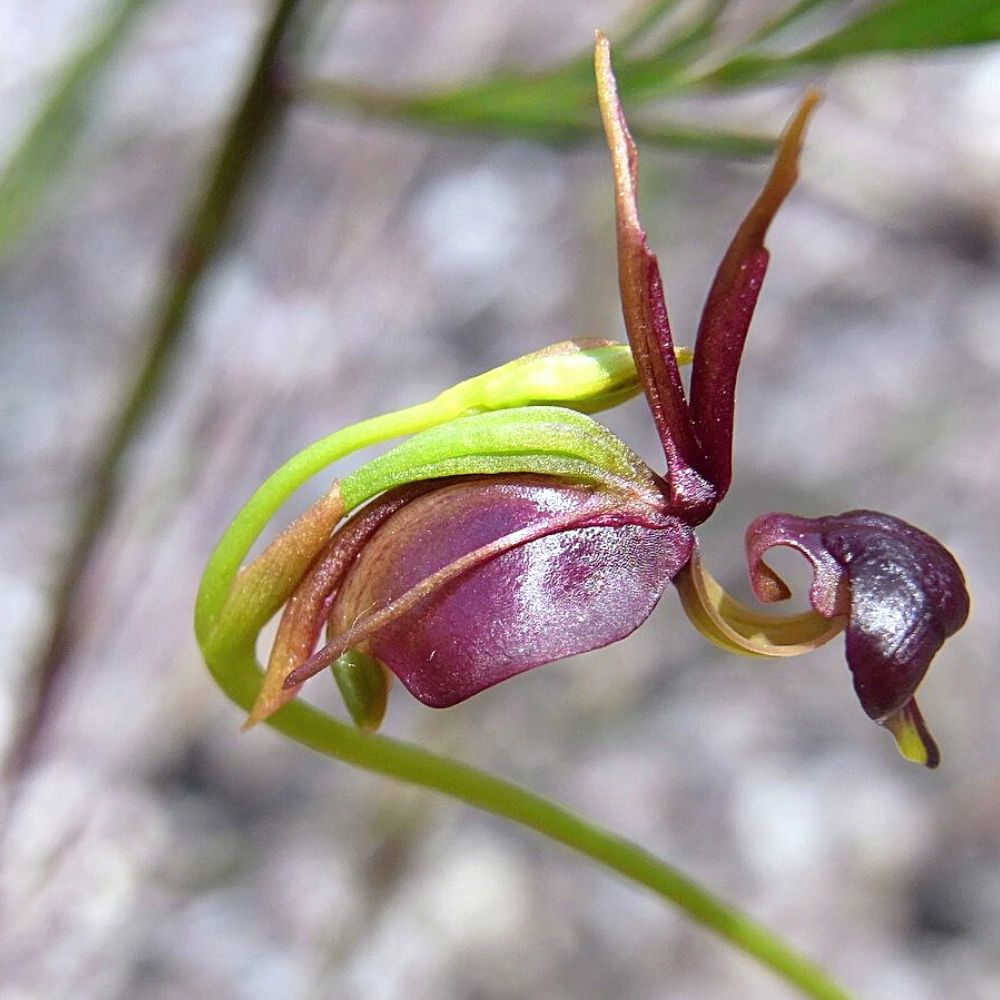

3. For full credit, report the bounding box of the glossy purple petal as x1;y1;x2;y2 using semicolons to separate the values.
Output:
326;475;693;707
688;94;818;502
746;510;969;722
595;35;711;518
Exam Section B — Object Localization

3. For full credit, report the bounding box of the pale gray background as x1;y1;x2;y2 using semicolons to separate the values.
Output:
1;1;998;998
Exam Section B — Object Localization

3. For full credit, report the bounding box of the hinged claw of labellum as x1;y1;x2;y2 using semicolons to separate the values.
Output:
224;33;967;767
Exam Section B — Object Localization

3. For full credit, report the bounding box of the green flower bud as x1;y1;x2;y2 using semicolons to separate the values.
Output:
435;338;690;416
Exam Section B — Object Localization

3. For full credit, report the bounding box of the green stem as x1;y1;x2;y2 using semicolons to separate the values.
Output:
195;398;444;640
205;639;853;1000
196;343;853;997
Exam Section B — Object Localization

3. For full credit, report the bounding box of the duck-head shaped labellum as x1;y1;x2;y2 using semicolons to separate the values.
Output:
744;511;970;767
238;33;968;767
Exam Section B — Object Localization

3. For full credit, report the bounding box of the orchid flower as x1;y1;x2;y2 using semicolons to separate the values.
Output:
197;33;968;769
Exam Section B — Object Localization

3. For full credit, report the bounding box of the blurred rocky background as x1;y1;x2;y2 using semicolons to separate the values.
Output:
1;1;999;997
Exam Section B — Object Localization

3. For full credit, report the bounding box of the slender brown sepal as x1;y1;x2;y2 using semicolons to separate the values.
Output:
245;481;437;726
211;484;344;650
595;31;714;519
689;91;820;499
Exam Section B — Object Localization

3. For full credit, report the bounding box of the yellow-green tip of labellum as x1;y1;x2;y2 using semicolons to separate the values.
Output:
883;700;940;769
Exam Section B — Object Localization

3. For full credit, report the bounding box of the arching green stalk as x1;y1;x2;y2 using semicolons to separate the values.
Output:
201;634;851;1000
195;341;852;1000
195;341;646;642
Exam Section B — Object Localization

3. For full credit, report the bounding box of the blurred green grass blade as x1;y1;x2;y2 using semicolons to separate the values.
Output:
619;0;728;59
300;1;746;153
747;0;850;45
800;0;1000;53
301;72;592;135
627;120;775;156
651;0;729;58
302;78;773;156
705;0;1000;86
0;0;151;257
618;0;688;50
596;0;731;102
611;0;729;98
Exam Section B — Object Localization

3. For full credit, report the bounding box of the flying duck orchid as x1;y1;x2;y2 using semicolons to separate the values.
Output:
197;33;968;768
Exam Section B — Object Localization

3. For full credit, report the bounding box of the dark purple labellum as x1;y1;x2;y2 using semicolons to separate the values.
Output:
747;510;970;722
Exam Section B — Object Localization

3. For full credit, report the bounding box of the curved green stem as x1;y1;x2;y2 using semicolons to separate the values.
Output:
195;340;852;999
195;398;442;641
204;637;852;1000
195;341;648;641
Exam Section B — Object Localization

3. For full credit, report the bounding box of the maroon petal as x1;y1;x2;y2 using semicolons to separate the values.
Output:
595;33;713;519
746;510;969;723
325;475;693;707
688;92;818;502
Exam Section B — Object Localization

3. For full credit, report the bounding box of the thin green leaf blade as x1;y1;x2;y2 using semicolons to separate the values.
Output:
747;0;851;45
707;0;1000;86
803;0;1000;56
303;77;773;155
0;0;151;257
300;1;762;154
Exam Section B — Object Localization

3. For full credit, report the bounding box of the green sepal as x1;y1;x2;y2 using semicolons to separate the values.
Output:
332;648;391;733
436;341;644;415
340;405;662;514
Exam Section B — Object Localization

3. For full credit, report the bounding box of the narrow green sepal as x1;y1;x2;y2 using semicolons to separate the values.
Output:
333;648;391;733
435;340;642;415
339;405;664;514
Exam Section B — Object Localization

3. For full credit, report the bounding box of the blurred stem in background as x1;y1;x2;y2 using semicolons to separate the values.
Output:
301;0;1000;145
3;0;326;777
